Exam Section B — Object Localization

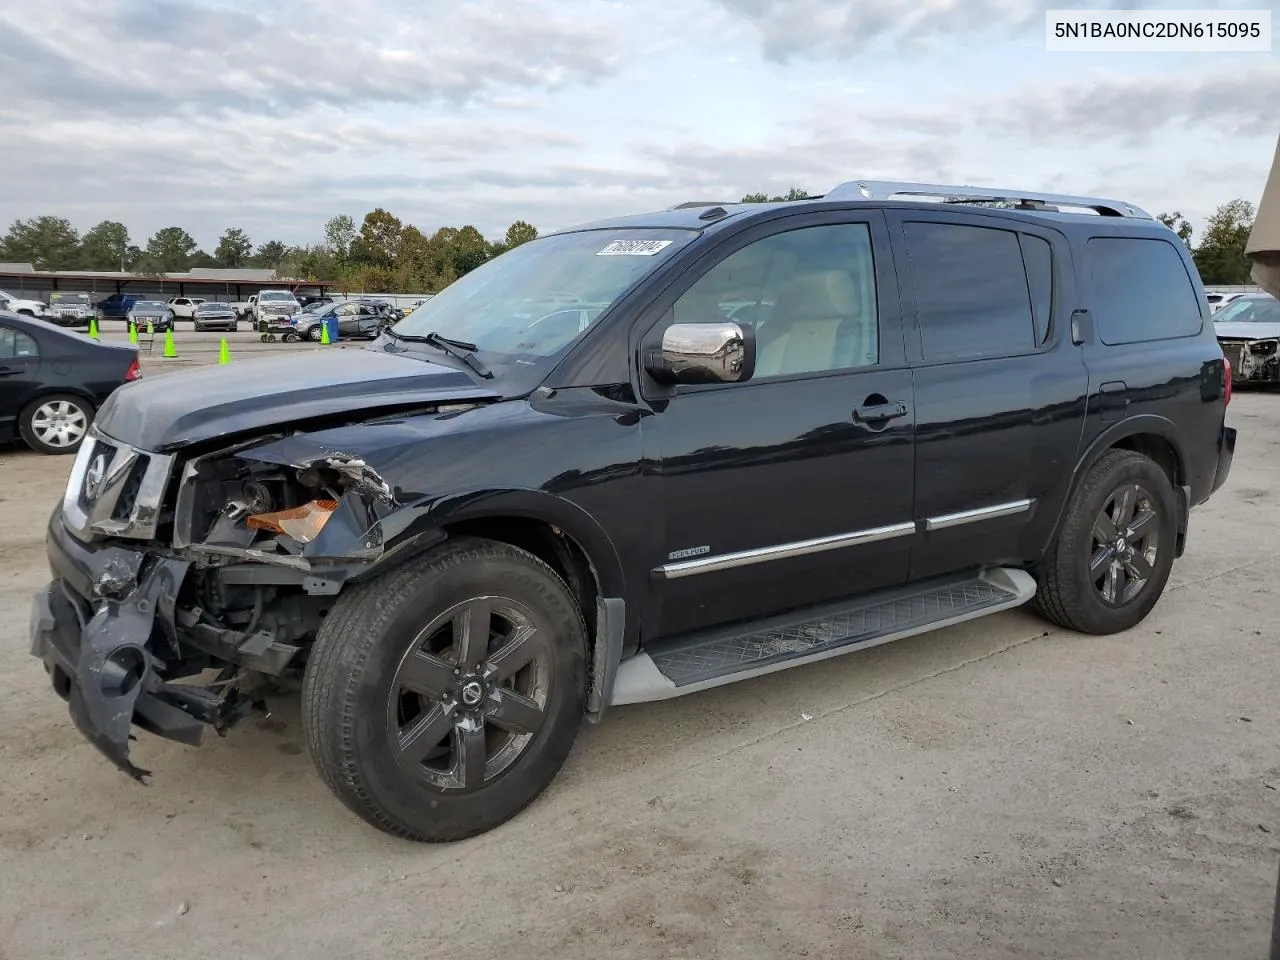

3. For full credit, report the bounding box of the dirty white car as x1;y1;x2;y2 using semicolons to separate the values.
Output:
1214;292;1280;384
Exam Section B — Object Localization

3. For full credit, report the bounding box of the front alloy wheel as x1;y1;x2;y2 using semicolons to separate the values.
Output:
388;598;551;792
302;537;588;841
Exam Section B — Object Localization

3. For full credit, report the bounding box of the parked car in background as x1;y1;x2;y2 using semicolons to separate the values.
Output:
0;289;51;318
298;295;336;311
167;296;207;319
1214;292;1280;383
0;310;140;454
292;299;390;341
252;289;301;328
46;292;93;327
192;301;239;332
126;300;175;332
94;293;139;320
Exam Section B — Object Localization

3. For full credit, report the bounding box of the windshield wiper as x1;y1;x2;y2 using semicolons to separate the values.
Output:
383;329;492;378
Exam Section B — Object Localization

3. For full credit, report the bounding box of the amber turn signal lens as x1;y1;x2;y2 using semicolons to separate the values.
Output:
247;499;338;543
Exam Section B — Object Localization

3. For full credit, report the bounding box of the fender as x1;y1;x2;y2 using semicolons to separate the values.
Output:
1037;413;1190;562
403;487;628;600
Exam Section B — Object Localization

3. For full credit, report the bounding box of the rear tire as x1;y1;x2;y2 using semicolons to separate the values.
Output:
19;393;93;455
1034;449;1177;634
302;537;588;842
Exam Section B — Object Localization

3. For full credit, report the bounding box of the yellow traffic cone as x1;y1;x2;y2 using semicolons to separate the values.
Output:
88;315;99;340
320;320;331;345
218;337;230;365
163;328;177;358
128;322;138;345
147;319;154;335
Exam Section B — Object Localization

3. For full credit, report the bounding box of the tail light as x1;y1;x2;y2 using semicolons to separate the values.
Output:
124;357;142;382
1223;353;1232;406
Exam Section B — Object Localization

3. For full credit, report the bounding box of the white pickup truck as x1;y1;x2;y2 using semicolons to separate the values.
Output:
0;289;50;318
250;289;301;327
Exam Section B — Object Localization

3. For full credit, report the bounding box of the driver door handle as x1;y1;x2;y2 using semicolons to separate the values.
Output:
852;398;909;424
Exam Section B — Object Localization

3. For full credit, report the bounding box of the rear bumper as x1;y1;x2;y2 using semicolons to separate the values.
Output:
1210;423;1237;496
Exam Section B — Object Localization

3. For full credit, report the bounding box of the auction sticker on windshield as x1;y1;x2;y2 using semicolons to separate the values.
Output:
597;239;674;256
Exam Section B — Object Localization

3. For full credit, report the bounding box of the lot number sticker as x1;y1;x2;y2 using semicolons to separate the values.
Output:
596;239;674;256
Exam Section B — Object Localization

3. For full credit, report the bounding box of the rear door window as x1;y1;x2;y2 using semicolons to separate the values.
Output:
0;326;38;359
1086;237;1202;344
902;221;1038;362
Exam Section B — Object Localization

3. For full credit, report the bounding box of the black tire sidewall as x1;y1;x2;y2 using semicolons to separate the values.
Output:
308;543;587;840
18;393;93;455
1060;455;1177;633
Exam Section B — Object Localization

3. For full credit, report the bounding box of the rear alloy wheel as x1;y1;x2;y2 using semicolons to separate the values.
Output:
1034;449;1177;634
20;394;92;454
302;537;587;841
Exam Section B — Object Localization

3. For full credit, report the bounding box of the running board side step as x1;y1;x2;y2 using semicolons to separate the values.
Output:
608;568;1036;706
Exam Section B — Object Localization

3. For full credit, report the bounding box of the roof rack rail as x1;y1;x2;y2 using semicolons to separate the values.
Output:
824;180;1152;219
667;201;735;210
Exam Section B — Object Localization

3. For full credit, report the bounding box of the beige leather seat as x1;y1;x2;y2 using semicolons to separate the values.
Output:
755;270;868;377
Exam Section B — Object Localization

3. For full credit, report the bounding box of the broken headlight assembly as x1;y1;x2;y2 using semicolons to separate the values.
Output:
174;444;398;566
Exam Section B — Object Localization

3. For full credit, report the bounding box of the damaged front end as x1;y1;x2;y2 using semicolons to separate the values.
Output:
1218;337;1280;383
30;420;455;778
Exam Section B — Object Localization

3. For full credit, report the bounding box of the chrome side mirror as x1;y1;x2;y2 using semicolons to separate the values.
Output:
645;321;756;385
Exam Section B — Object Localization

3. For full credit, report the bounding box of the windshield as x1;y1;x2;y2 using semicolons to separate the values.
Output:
134;301;166;310
51;293;89;303
1214;296;1280;324
259;291;296;302
197;301;229;310
391;228;695;362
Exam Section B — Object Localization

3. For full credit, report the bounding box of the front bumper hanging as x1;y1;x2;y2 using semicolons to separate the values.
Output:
30;515;258;779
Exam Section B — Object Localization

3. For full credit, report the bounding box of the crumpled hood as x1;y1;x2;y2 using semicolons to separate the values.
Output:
93;346;501;451
1214;321;1280;341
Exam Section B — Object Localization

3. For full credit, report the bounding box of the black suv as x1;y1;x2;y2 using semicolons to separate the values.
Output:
29;180;1235;842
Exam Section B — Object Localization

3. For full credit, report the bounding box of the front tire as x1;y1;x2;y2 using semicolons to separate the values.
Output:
19;393;93;454
307;325;322;342
1034;449;1177;634
302;537;588;842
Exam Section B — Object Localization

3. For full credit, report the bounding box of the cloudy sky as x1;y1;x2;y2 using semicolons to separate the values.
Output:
1;0;1276;251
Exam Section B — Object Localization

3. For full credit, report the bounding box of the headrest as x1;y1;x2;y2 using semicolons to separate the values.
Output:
773;270;858;320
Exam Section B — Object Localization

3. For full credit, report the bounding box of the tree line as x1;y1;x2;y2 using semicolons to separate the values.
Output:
0;191;1260;293
0;211;540;294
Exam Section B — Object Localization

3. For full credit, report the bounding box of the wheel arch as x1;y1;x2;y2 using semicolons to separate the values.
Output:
1040;415;1189;563
373;489;629;721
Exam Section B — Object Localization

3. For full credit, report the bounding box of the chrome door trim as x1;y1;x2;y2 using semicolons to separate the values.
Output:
655;521;917;580
924;498;1034;531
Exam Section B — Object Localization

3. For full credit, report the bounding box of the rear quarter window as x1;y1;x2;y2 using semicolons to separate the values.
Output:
1086;236;1203;345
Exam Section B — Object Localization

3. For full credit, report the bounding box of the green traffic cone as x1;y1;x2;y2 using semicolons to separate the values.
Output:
163;328;177;358
88;315;99;340
218;337;230;365
147;319;154;335
128;322;138;345
320;320;331;345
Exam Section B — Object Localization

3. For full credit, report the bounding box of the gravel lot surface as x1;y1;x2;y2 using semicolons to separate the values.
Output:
1;381;1277;960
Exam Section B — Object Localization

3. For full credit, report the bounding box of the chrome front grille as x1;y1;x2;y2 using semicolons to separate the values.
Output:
62;429;176;542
